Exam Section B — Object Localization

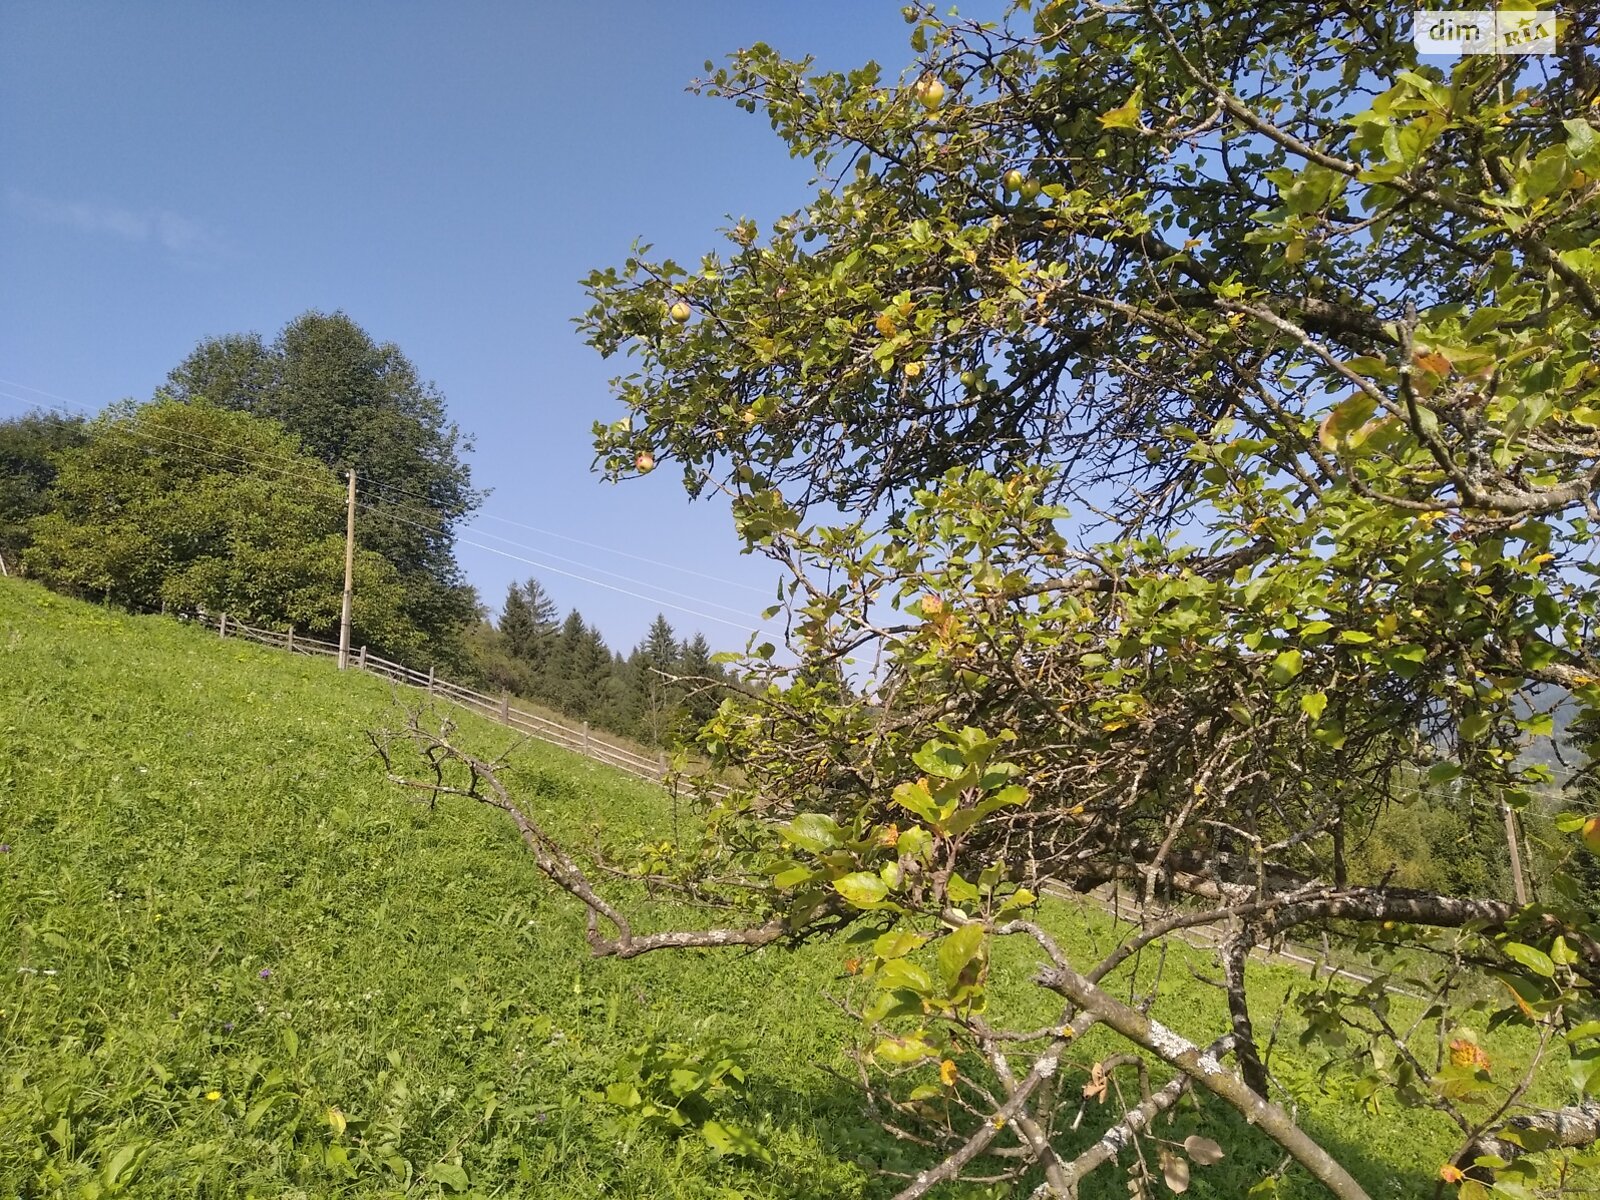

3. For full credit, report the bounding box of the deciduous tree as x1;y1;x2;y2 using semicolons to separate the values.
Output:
165;311;482;658
395;6;1600;1195
28;399;421;656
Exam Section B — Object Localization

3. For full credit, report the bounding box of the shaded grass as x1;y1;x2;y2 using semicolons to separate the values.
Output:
0;578;1558;1198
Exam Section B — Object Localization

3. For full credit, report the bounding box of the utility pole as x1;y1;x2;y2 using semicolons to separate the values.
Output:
1501;799;1529;906
338;468;357;670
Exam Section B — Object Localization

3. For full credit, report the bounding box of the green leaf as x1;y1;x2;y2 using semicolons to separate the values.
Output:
771;865;814;889
938;922;986;992
244;1094;286;1130
1336;629;1373;644
102;1143;145;1187
1565;118;1600;169
834;872;889;907
996;887;1037;916
947;872;980;904
892;779;940;823
427;1162;470;1193
782;813;841;852
1299;692;1328;720
1502;942;1555;978
702;1119;770;1161
605;1082;642;1108
912;739;965;779
1270;649;1304;683
874;1034;937;1064
874;930;928;960
876;958;933;992
1319;394;1377;449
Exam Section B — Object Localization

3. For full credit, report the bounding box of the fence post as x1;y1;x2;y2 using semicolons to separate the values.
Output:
219;613;227;638
657;750;666;779
582;722;590;754
358;645;368;670
427;665;435;697
286;626;294;653
499;694;510;723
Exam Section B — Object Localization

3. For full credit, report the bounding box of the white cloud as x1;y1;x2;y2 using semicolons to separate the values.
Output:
7;187;230;263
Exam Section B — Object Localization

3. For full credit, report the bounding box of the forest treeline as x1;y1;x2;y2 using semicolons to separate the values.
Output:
466;579;736;747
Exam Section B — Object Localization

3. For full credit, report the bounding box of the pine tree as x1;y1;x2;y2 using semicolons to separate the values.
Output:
632;614;686;745
499;582;537;658
544;609;589;712
505;577;559;672
677;632;721;727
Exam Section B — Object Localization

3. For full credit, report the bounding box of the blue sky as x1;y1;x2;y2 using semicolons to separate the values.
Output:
0;2;975;653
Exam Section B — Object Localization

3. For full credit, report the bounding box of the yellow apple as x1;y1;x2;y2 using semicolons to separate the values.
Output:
1583;815;1600;853
913;76;945;108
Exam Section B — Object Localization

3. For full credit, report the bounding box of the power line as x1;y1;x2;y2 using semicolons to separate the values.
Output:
0;375;774;601
354;485;760;619
0;389;338;491
366;503;768;635
475;512;771;595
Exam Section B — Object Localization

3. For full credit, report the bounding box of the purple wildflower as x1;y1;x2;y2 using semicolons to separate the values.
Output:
258;968;273;980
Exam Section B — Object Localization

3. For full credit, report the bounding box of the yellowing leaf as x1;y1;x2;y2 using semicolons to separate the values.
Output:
1318;394;1378;450
1098;85;1144;130
834;872;890;907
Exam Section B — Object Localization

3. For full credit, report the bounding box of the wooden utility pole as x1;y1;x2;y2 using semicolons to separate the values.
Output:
338;469;357;670
1501;799;1529;905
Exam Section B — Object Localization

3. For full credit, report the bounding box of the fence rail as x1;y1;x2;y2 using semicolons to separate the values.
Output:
187;609;724;795
170;607;1400;986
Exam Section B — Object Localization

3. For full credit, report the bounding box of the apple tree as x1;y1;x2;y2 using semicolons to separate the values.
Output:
392;4;1600;1196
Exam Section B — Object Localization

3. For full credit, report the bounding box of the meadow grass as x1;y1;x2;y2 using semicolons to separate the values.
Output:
0;578;1559;1198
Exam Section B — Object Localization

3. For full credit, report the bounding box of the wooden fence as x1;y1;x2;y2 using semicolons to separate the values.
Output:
187;610;721;793
175;609;1422;995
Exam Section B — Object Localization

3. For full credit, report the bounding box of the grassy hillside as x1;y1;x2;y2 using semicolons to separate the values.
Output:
0;578;1560;1198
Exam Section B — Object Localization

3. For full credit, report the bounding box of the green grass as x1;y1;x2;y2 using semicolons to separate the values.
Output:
0;578;1563;1198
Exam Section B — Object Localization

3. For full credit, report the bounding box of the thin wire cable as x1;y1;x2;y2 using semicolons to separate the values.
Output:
366;503;768;634
473;511;770;595
0;389;343;492
354;485;759;618
0;375;771;597
0;386;765;625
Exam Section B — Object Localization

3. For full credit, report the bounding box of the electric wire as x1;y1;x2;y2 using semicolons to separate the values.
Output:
0;377;772;598
359;492;763;619
362;501;769;635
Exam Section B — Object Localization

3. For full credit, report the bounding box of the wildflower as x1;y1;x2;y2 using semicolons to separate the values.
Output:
205;1090;222;1102
0;844;11;853
259;968;273;980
